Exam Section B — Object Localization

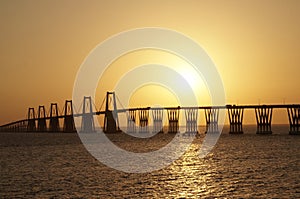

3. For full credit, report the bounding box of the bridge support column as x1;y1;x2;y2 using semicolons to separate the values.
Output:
139;109;149;133
80;96;96;133
205;108;219;133
63;100;76;133
103;92;120;133
287;106;300;135
227;106;244;134
49;103;60;132
37;106;47;132
15;120;26;132
13;124;18;132
127;110;136;133
185;108;198;135
27;108;36;132
21;120;27;132
255;106;272;134
152;109;163;133
167;107;180;133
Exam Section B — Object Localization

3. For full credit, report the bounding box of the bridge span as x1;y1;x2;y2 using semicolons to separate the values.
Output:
0;92;299;135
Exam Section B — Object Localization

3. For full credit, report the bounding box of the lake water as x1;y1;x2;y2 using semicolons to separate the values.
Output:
1;125;299;198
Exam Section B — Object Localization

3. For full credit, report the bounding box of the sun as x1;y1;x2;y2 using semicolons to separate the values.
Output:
96;49;212;110
166;57;211;106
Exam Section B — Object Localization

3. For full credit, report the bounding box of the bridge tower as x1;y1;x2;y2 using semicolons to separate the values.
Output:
37;105;47;132
152;109;164;133
80;96;96;133
103;92;120;133
287;106;300;135
63;100;76;133
255;106;272;134
227;106;244;134
27;107;36;132
139;108;149;133
49;103;60;132
205;108;219;133
185;108;198;135
167;107;180;133
127;109;137;133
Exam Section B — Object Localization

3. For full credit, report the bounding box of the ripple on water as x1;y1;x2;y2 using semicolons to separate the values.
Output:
0;128;300;198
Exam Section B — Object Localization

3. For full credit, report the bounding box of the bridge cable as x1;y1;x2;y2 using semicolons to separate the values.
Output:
98;96;106;112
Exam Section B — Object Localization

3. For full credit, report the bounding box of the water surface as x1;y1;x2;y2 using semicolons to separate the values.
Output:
1;125;299;198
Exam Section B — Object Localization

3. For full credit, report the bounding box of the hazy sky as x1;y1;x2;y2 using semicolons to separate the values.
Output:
0;0;299;124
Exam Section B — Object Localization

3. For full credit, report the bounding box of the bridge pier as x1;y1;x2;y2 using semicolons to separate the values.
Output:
255;106;273;134
27;108;36;132
16;120;27;132
80;96;96;133
37;106;47;132
167;107;180;133
49;103;60;132
63;100;76;133
227;106;244;134
103;92;120;133
185;108;198;135
205;108;219;133
21;120;27;132
287;106;300;135
12;124;16;132
139;109;149;133
127;110;137;133
152;109;163;133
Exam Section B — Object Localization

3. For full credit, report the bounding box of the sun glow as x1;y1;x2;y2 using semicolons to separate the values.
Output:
96;49;212;111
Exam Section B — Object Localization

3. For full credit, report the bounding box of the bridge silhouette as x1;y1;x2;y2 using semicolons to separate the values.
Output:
0;92;299;135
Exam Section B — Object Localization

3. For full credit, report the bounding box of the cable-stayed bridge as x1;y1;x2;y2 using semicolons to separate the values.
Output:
0;92;299;135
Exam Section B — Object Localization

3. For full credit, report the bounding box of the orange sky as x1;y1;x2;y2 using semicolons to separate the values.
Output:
0;0;299;125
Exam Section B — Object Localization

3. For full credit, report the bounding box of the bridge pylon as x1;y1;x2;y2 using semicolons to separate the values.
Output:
287;106;300;135
49;103;60;132
80;96;96;133
227;106;244;134
255;106;272;134
127;109;137;133
205;108;219;133
27;108;36;132
152;109;164;133
167;107;180;133
139;108;149;133
37;105;47;132
63;100;76;133
185;108;198;135
103;92;120;133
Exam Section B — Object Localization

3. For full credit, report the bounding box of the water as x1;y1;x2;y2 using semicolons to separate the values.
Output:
1;125;299;198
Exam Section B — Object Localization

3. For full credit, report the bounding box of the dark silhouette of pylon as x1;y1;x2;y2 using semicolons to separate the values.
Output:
80;96;95;133
103;92;119;133
27;107;36;132
63;100;76;133
152;109;163;133
127;109;137;133
287;106;300;135
139;108;149;133
255;106;272;134
49;103;60;132
227;106;244;134
185;108;198;135
205;108;219;133
37;105;47;132
167;107;180;133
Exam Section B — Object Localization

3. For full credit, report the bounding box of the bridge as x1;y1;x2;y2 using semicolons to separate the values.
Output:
0;92;299;135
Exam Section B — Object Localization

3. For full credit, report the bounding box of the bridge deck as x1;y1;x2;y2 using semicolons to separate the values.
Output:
1;104;299;128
